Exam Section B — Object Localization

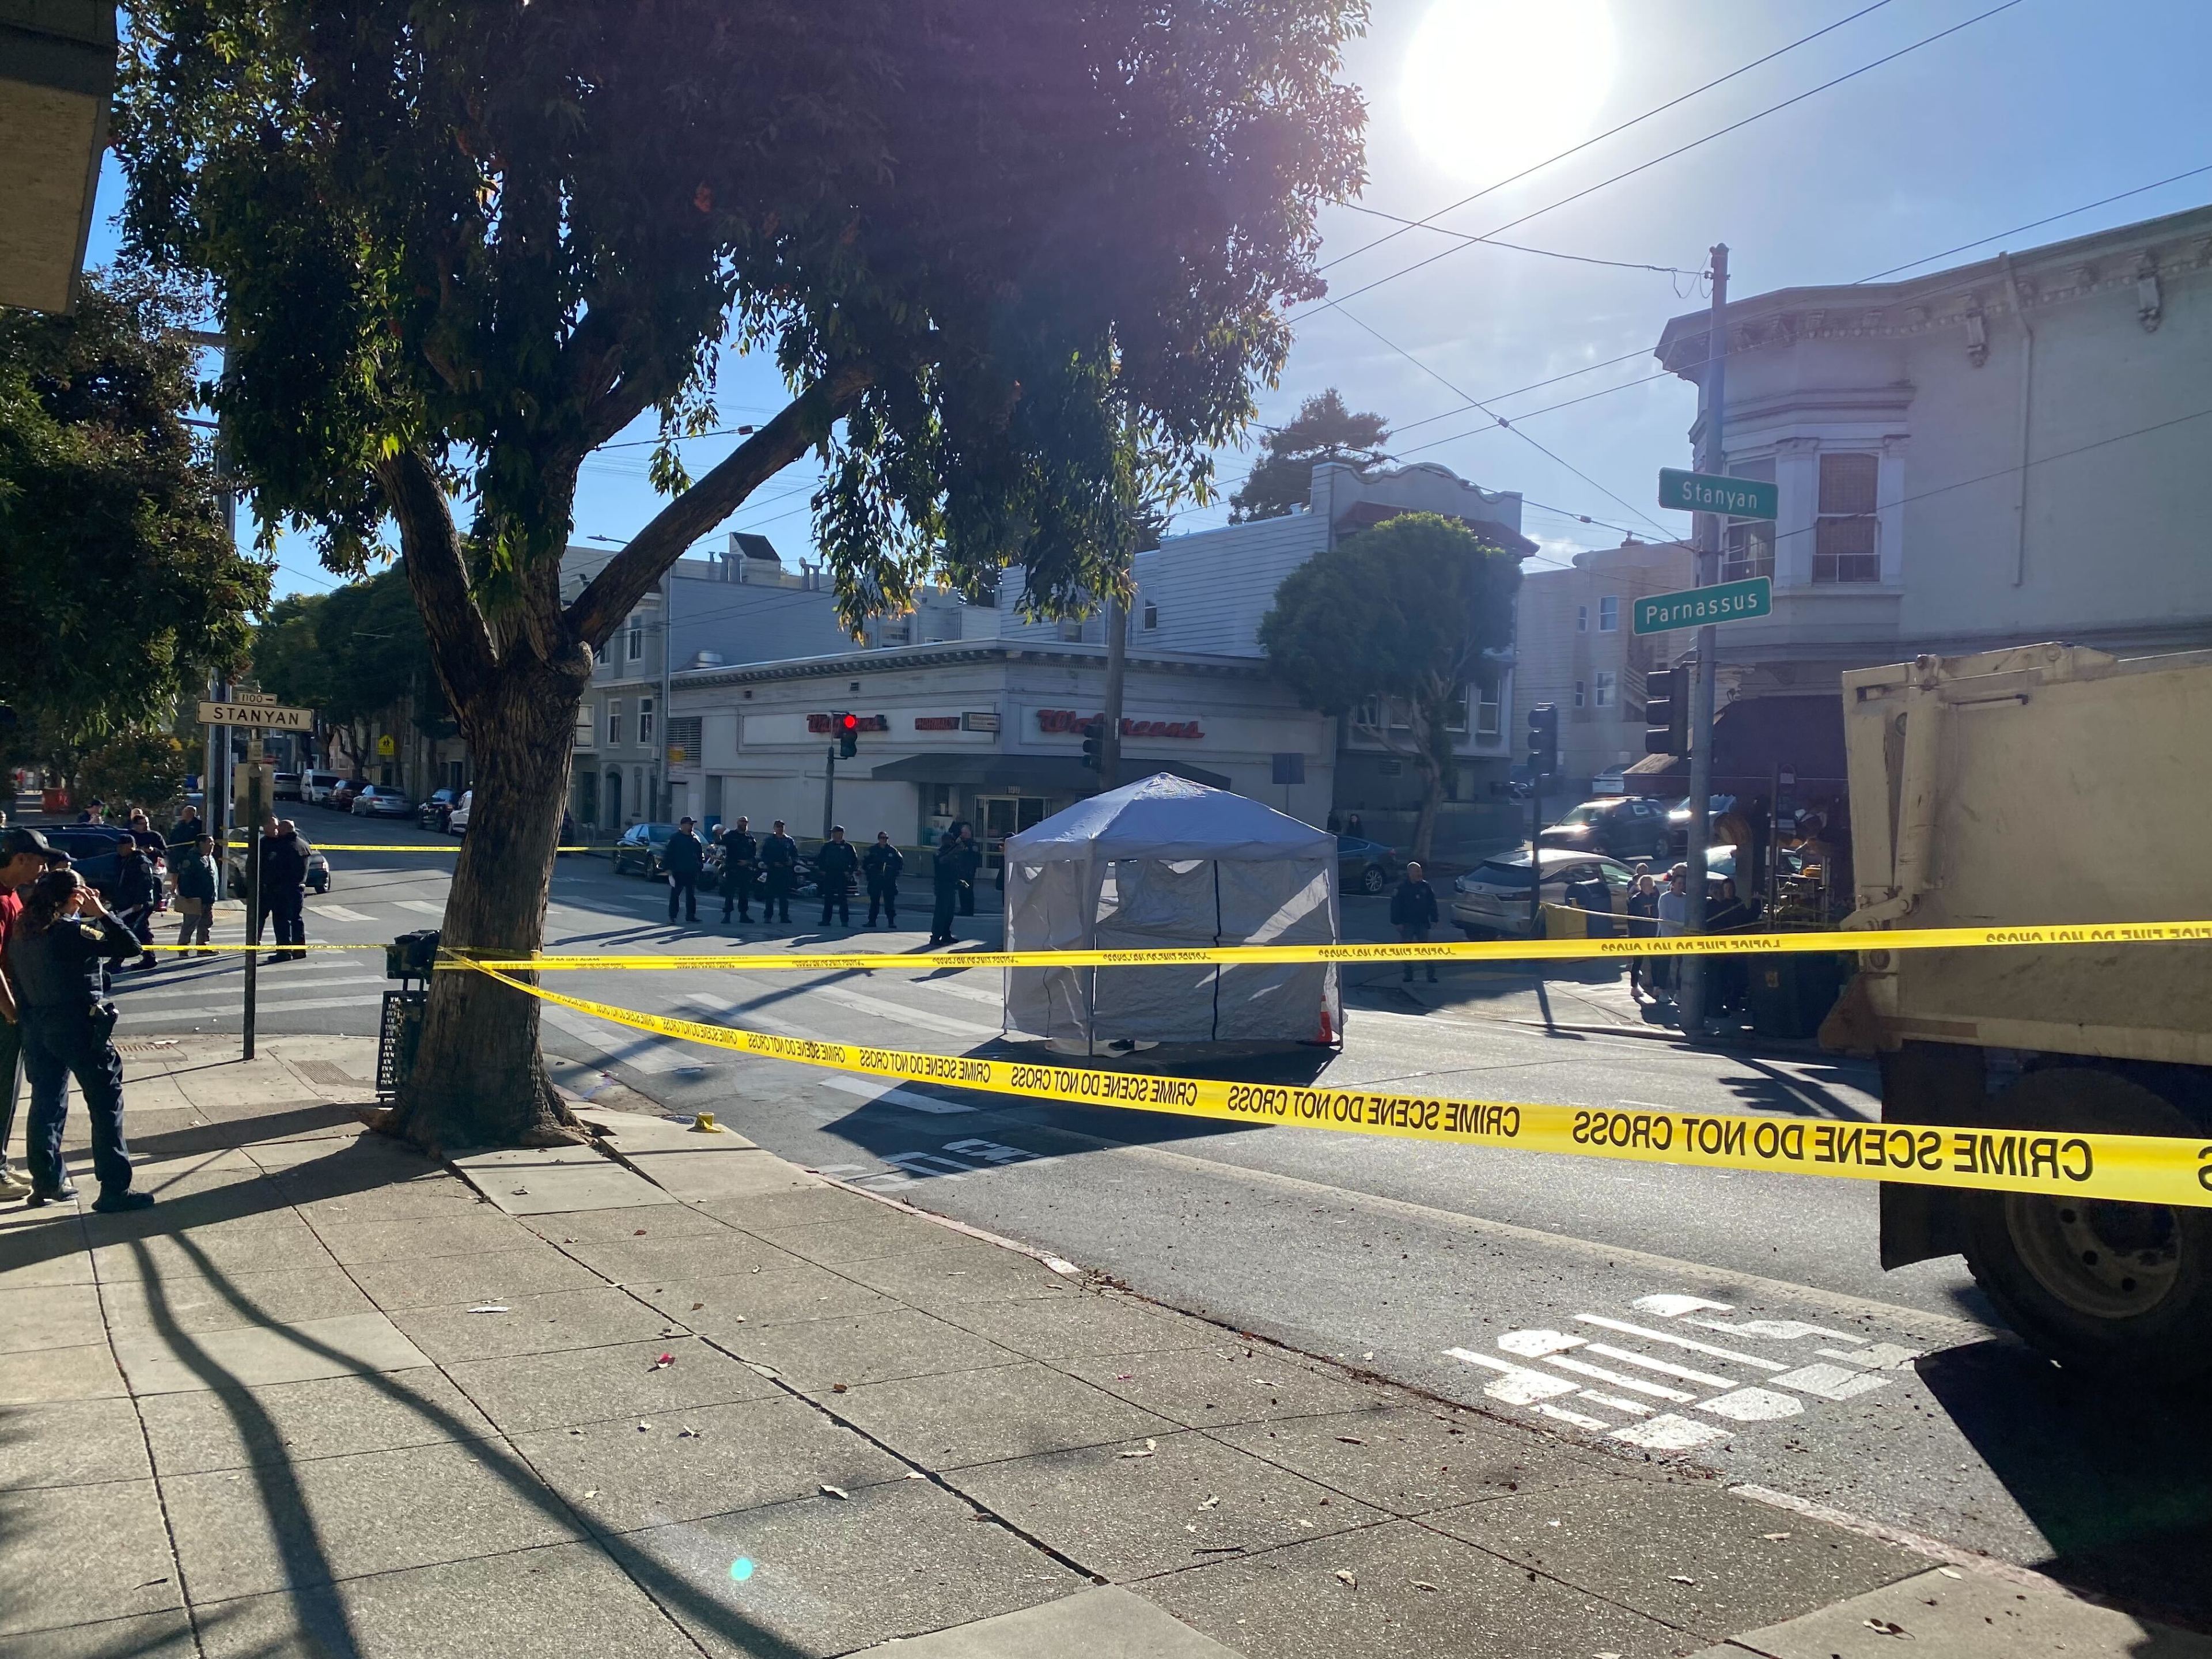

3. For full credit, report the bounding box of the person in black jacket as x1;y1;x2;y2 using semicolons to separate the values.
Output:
717;816;757;923
813;826;859;927
759;821;799;924
165;801;204;857
663;817;706;923
5;869;151;1211
928;823;980;947
113;834;163;971
1389;861;1440;984
257;819;312;960
862;831;904;928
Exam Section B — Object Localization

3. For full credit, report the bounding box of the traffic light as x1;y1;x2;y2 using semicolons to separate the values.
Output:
1643;669;1688;757
836;711;861;759
1080;717;1105;771
1526;703;1558;779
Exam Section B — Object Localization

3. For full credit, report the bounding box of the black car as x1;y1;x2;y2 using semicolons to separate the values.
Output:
1537;797;1673;863
418;787;461;831
611;822;679;877
43;826;134;899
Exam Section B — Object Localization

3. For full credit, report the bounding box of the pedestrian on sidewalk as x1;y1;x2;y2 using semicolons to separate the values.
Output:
863;831;904;927
718;816;757;923
257;819;312;960
173;832;218;955
0;827;55;1200
1625;869;1660;999
759;821;798;924
814;825;858;927
1391;860;1440;984
663;816;705;924
112;834;162;970
927;823;979;948
1653;863;1690;999
3;868;153;1211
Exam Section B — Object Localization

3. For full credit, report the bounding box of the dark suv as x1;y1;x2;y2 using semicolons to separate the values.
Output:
1536;797;1673;863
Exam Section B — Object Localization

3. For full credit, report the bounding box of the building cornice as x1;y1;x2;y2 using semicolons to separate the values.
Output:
1656;202;2212;375
670;639;1277;690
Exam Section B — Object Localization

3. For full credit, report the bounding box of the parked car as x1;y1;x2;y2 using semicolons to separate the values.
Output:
303;770;344;805
446;789;472;835
350;784;413;819
418;787;460;831
328;779;362;812
1336;834;1397;895
272;771;303;802
612;821;679;877
1537;797;1673;862
1665;794;1738;854
43;825;134;900
306;848;332;893
1450;847;1637;939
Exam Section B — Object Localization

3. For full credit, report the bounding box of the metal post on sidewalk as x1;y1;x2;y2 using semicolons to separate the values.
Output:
1680;242;1729;1037
243;770;263;1061
821;740;836;842
1099;589;1127;791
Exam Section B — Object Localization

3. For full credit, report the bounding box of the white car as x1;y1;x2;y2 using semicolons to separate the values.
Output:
303;770;344;805
446;789;472;835
1452;848;1635;939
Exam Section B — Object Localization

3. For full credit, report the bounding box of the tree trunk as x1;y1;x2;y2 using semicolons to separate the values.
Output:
388;649;589;1152
1411;761;1441;866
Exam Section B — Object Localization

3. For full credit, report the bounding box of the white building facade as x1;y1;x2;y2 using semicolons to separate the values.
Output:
1652;202;2212;699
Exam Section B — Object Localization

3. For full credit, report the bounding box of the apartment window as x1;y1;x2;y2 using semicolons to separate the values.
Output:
1475;685;1501;738
1722;457;1777;581
1814;452;1880;584
639;696;656;748
1573;680;1586;709
1594;671;1616;709
1355;694;1384;730
606;699;624;747
573;702;596;751
593;641;607;666
627;613;645;661
1598;596;1619;633
1575;604;1588;633
1445;687;1469;733
1143;602;1158;630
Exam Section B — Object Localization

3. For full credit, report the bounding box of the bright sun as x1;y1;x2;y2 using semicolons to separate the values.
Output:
1402;0;1619;186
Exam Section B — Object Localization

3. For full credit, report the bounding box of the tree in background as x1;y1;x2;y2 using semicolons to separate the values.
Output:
1260;513;1520;862
118;0;1366;1150
253;569;445;780
1228;388;1391;522
76;725;193;815
0;268;268;786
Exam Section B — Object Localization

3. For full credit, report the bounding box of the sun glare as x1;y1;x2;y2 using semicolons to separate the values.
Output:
1402;0;1619;187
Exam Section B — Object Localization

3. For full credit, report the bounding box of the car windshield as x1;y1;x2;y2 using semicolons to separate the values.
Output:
1558;804;1606;825
638;823;676;840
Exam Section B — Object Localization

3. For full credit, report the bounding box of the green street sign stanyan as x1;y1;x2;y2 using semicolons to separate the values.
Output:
1658;467;1779;521
1633;576;1773;635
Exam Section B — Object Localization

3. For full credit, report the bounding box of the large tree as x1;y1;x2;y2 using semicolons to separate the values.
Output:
1228;387;1389;521
118;1;1366;1150
1261;513;1519;861
0;268;269;779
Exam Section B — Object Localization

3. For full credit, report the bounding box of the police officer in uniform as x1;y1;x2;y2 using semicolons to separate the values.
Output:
717;816;757;923
4;869;153;1211
813;825;859;927
862;831;904;928
759;820;799;924
663;816;705;923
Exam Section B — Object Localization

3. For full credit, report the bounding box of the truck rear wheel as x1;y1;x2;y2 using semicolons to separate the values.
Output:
1961;1067;2212;1378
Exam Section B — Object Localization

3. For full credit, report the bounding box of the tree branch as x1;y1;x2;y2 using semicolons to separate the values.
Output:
565;362;873;649
375;449;498;709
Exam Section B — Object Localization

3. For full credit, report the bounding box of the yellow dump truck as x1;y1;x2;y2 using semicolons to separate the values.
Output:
1834;642;2211;1376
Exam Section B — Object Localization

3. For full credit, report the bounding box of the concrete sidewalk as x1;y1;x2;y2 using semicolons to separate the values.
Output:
3;1037;2202;1658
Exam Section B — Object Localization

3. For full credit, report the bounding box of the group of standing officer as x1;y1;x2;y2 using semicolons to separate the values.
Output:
649;817;979;941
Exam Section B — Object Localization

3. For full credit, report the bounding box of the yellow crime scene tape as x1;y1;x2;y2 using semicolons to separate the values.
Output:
456;960;2212;1209
456;916;2212;974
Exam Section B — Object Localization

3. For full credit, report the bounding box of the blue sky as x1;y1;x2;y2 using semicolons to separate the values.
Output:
84;0;2212;598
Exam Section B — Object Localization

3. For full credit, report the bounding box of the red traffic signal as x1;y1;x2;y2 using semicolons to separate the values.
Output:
835;710;861;759
838;713;860;735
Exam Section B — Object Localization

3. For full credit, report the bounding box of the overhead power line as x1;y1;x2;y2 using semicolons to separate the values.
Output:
1321;0;1902;277
1306;0;2026;319
1855;161;2212;282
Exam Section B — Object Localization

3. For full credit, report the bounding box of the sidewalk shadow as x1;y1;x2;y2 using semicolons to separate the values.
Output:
1913;1338;2212;1628
107;1161;816;1659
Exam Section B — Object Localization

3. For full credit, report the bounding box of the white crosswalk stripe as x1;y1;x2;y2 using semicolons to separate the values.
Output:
119;993;388;1024
536;1002;697;1073
396;899;446;916
310;903;373;922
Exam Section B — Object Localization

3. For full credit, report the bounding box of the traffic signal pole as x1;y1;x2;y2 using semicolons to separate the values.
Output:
1680;244;1728;1037
821;740;836;842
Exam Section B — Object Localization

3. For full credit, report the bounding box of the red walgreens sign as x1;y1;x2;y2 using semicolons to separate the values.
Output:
1035;709;1204;739
807;713;889;734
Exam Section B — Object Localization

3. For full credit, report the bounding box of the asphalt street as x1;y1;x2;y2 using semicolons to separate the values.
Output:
104;812;2211;1625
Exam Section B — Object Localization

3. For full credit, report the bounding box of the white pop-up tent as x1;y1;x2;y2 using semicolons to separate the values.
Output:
1002;774;1343;1051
